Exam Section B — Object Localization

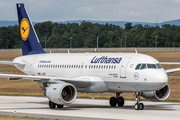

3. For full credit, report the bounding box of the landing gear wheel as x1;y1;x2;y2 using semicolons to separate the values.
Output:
110;97;117;107
117;97;124;107
57;104;64;108
49;101;56;109
134;103;140;110
139;103;144;110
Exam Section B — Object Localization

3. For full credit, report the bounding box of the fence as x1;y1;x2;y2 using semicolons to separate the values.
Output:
0;47;180;52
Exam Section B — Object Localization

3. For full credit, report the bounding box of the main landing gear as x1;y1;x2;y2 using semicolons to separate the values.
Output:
49;101;64;109
109;92;124;107
134;92;144;110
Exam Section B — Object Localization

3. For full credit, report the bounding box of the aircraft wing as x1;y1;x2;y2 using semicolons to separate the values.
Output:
165;68;180;74
0;61;89;87
160;62;180;64
160;62;180;74
0;74;90;88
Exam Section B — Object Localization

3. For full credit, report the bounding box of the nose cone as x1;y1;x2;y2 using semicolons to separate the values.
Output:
152;70;168;89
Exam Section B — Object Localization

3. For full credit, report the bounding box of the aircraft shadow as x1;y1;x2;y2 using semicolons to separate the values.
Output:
1;101;178;111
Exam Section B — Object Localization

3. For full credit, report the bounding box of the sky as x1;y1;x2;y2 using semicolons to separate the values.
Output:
1;0;180;23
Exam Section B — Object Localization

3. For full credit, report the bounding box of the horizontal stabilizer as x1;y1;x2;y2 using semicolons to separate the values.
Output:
0;61;25;65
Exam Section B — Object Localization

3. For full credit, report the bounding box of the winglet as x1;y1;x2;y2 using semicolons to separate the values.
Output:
135;49;138;54
67;49;70;54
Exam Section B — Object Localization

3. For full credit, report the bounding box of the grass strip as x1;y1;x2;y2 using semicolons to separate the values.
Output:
0;115;58;120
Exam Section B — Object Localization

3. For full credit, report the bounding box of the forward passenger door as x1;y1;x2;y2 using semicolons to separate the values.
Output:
120;57;131;78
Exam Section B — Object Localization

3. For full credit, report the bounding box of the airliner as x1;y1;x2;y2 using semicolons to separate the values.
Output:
0;3;179;110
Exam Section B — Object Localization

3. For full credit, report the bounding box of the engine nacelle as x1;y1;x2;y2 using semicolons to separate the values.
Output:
46;81;77;105
142;84;170;102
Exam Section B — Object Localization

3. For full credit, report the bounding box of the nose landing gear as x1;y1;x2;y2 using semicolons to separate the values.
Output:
109;92;124;107
134;92;144;110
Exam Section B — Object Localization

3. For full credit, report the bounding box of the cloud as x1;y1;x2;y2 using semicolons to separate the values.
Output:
75;6;96;20
76;7;93;15
173;0;180;3
1;0;180;23
129;11;140;16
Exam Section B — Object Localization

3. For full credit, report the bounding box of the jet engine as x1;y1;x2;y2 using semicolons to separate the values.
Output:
142;84;170;102
46;81;77;105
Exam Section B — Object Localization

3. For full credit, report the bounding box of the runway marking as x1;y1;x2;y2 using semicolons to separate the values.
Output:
0;110;140;120
148;110;180;113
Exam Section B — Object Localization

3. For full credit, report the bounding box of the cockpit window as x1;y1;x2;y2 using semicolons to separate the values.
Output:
135;63;162;70
135;64;141;70
156;63;163;69
147;64;157;69
140;64;147;69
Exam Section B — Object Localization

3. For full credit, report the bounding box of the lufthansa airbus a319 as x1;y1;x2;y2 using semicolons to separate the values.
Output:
0;3;180;110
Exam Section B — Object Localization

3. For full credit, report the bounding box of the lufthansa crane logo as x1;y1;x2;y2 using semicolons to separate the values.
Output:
134;72;139;80
20;18;30;41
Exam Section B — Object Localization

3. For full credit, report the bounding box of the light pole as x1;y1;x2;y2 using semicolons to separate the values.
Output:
156;35;157;48
97;36;99;51
70;37;72;48
45;37;47;49
120;38;122;47
125;36;127;48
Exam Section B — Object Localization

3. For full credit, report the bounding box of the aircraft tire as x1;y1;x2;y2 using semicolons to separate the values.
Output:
134;103;140;110
110;97;117;107
139;103;144;110
117;97;124;107
49;101;56;109
57;104;64;108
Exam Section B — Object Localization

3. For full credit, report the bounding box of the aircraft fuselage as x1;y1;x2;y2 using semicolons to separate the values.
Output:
13;52;168;93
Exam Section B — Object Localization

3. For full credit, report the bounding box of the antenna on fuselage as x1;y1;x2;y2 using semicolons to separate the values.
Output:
135;49;138;54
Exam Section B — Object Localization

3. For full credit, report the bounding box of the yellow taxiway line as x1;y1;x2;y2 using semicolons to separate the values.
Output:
0;110;141;120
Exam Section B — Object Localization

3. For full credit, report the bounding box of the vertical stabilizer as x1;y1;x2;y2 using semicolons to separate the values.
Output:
16;3;46;55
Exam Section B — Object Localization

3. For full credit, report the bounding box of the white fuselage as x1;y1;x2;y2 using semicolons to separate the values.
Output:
13;52;168;93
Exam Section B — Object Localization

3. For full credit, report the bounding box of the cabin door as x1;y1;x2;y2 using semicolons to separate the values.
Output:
120;57;131;78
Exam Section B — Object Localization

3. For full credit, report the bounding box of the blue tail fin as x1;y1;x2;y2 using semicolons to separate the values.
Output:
16;3;46;56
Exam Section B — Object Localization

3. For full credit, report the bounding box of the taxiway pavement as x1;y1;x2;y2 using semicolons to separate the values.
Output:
0;96;180;120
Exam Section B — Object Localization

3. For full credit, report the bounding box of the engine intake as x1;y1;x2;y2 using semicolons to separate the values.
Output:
60;85;76;103
142;84;170;101
46;81;77;104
